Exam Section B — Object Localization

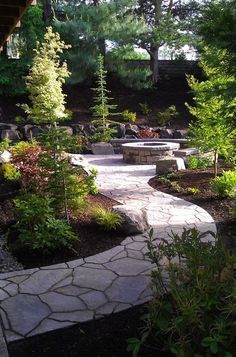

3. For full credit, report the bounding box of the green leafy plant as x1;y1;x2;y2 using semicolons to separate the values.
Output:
211;170;236;197
0;139;11;153
188;154;212;170
12;193;77;252
128;228;236;356
121;110;136;123
92;205;122;231
158;176;171;185
156;105;179;127
186;187;200;195
170;181;183;193
1;163;21;181
165;172;179;180
139;102;151;116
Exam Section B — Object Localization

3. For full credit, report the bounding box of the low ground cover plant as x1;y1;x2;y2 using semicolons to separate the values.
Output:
139;102;151;116
211;169;236;197
188;154;212;170
156;105;179;127
121;109;136;123
128;228;236;356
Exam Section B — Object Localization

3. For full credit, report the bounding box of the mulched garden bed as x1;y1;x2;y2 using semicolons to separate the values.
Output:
1;189;125;269
149;167;236;249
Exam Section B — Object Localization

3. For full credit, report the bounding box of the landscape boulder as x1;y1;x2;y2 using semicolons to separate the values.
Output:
109;123;126;138
125;124;139;136
91;143;114;155
156;157;185;175
159;128;174;138
0;150;11;163
113;205;149;235
24;125;44;140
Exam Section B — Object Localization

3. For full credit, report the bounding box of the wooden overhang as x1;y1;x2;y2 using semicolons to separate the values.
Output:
0;0;36;51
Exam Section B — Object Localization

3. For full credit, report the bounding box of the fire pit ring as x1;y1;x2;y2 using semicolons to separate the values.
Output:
122;141;180;164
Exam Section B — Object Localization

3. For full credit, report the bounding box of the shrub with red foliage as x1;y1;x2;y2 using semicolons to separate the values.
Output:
137;128;159;139
10;142;44;190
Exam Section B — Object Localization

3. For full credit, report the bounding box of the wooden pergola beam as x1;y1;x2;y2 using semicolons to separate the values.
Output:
0;0;36;51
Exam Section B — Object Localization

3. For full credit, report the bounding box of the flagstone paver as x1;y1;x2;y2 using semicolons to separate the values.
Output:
0;154;216;342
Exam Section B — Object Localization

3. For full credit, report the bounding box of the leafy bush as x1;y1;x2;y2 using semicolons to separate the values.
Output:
0;139;11;153
92;206;122;230
139;102;151;116
13;193;77;252
89;127;116;143
185;187;200;195
128;228;236;356
188;154;212;169
67;134;89;153
121;110;136;123
156;105;179;127
10;141;43;190
1;163;20;181
211;170;236;197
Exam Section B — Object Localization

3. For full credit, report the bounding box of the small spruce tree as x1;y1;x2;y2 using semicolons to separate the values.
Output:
186;49;236;177
90;54;117;142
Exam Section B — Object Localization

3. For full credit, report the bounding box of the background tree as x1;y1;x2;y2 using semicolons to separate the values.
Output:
133;0;198;84
21;27;70;124
198;0;236;74
0;3;45;95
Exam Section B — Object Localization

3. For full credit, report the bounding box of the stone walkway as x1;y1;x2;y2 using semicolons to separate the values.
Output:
0;155;216;343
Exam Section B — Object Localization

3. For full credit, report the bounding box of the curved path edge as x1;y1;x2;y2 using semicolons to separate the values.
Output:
0;155;216;342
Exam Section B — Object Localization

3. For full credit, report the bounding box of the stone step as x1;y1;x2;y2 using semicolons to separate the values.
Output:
173;147;199;157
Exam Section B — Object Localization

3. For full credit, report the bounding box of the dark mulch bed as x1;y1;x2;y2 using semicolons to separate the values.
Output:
149;167;236;249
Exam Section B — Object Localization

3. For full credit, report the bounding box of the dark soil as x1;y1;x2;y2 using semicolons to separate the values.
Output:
0;79;193;130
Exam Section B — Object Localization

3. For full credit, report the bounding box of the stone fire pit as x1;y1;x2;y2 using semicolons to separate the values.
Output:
122;141;180;164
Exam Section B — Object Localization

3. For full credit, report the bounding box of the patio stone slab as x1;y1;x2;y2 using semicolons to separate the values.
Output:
1;295;50;336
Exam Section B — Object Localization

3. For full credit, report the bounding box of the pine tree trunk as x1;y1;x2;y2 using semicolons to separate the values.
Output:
43;0;52;23
150;47;159;85
214;150;218;177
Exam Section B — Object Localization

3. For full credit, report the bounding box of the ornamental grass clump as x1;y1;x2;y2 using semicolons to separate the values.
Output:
92;205;122;231
128;228;236;356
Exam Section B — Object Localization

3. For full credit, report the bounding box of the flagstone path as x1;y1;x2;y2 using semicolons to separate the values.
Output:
0;155;216;343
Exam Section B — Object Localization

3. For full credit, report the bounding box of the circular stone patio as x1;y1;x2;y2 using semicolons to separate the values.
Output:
0;155;216;343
